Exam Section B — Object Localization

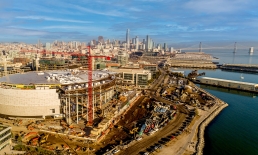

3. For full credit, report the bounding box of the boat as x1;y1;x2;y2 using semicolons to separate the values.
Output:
249;47;254;53
240;74;244;80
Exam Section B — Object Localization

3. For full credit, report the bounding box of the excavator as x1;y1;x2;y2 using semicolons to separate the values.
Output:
39;134;49;145
116;125;139;138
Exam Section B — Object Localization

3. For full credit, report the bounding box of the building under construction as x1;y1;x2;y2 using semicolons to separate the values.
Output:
32;57;89;71
0;70;118;125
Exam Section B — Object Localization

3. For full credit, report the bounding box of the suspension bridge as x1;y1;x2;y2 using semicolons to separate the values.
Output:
179;42;257;52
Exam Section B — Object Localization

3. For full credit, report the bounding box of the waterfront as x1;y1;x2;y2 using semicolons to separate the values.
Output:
173;49;258;155
203;87;258;155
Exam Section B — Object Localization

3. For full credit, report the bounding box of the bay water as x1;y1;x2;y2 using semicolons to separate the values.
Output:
171;49;258;155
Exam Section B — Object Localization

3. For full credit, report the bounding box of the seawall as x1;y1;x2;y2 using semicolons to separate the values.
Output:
193;86;228;155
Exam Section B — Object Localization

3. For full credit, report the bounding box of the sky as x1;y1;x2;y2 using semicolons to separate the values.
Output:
1;0;258;45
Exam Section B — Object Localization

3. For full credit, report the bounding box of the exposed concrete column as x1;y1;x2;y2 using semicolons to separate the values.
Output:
100;85;102;109
132;73;134;86
76;92;78;124
65;97;68;123
62;99;65;114
112;86;115;96
81;96;83;117
107;90;109;100
68;93;71;125
87;93;89;121
105;90;107;103
136;73;138;87
93;91;95;120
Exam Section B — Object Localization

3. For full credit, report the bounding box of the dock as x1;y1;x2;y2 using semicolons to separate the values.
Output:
195;77;258;93
220;64;258;73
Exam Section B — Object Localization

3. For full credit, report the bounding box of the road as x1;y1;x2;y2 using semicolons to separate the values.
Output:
116;68;189;155
175;104;219;155
118;112;186;155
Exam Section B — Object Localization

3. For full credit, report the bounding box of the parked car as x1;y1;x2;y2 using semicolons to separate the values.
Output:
136;137;143;141
154;144;162;150
112;149;120;154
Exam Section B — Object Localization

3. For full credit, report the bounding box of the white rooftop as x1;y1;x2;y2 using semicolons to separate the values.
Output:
200;77;258;86
0;70;117;85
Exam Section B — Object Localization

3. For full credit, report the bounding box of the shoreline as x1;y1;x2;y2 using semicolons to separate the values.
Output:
193;86;228;155
156;83;229;155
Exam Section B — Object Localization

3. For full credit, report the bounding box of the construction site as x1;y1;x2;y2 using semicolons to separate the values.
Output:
0;66;221;155
0;45;219;154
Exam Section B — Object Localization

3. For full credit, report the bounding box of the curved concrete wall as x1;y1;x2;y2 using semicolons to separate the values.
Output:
0;88;60;117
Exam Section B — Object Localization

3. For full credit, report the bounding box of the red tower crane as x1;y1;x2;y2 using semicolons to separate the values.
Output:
87;46;111;126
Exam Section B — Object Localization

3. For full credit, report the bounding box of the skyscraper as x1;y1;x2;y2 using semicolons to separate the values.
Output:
170;47;174;53
135;36;139;51
126;29;130;49
98;36;104;44
92;40;96;45
132;38;136;44
150;39;153;49
45;42;51;50
164;43;167;51
146;35;149;51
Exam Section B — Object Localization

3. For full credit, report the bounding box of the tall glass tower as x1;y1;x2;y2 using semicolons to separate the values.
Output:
164;43;167;51
146;35;149;51
135;36;139;50
126;29;130;49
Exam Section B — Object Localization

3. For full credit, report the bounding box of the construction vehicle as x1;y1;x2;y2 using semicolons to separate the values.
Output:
39;134;49;145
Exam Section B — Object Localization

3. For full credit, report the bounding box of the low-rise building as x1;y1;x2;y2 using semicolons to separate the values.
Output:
110;68;151;89
141;64;157;78
117;51;128;66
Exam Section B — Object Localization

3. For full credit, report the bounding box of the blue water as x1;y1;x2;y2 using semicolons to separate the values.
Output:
172;49;258;155
203;89;258;155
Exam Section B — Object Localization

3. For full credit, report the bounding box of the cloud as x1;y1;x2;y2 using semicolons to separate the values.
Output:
128;7;142;12
185;0;250;14
202;27;237;32
41;25;107;32
71;5;124;17
166;24;189;31
0;27;47;36
138;0;167;2
12;5;81;16
0;26;92;41
16;16;92;23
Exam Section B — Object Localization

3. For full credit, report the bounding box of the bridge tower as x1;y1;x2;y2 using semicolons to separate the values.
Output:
233;42;237;53
199;42;202;52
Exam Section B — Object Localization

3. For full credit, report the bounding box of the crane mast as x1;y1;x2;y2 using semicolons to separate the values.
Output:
87;46;94;126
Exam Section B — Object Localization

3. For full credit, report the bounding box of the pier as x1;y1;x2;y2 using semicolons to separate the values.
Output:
195;77;258;93
166;60;217;69
220;64;258;73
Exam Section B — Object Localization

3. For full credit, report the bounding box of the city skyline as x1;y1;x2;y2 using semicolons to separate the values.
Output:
1;0;258;44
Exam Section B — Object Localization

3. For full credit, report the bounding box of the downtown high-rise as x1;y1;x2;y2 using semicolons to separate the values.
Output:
126;29;130;49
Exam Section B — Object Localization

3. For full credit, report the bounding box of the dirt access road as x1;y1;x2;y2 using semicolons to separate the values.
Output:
118;112;186;155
